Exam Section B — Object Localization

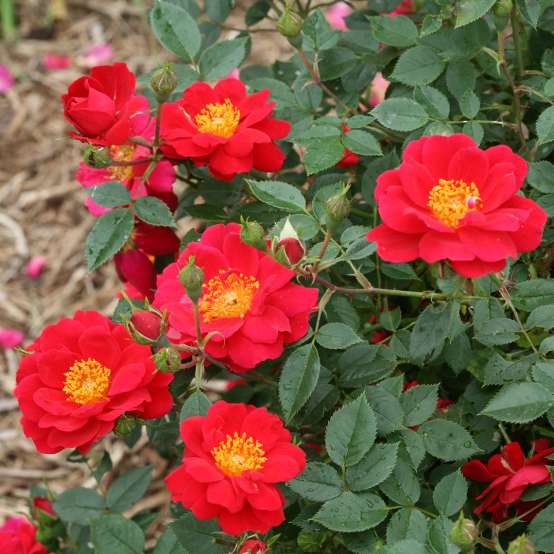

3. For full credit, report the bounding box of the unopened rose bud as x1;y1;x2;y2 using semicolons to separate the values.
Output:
240;218;266;250
151;63;177;103
279;237;305;264
494;0;513;17
325;184;351;229
83;145;112;168
179;256;204;303
239;538;268;554
277;2;303;38
129;311;163;343
154;347;181;372
508;535;536;554
33;497;55;518
450;513;478;552
114;414;138;436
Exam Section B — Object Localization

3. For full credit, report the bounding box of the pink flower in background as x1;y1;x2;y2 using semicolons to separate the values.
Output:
26;256;47;279
79;43;114;67
325;2;352;30
43;53;71;71
0;64;14;93
228;68;240;80
0;328;24;349
370;72;390;107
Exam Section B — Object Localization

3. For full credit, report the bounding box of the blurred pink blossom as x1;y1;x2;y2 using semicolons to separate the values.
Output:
0;328;24;349
370;72;390;107
26;256;47;279
43;53;71;70
80;43;114;67
0;64;14;93
228;68;240;80
325;2;352;30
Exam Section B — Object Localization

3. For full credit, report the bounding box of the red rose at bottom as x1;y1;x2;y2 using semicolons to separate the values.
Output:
0;517;48;554
240;538;268;553
165;401;306;535
463;440;554;522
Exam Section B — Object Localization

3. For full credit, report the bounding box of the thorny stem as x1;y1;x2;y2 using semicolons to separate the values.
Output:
511;8;525;80
498;422;511;444
312;230;332;274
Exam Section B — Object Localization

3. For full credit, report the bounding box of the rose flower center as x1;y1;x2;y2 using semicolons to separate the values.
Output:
427;178;483;228
194;98;240;138
63;358;111;405
109;144;136;182
212;432;267;477
199;270;259;323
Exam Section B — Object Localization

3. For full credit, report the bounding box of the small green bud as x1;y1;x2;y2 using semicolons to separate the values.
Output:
154;347;181;372
179;256;205;302
494;0;513;17
325;184;351;229
277;2;303;38
114;414;138;436
151;63;178;103
240;218;267;250
450;513;478;552
83;145;112;168
508;535;536;554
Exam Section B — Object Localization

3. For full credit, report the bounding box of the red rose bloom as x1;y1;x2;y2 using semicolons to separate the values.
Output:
389;0;415;15
154;223;318;373
366;134;547;277
32;498;55;518
278;237;305;265
463;440;554;522
165;401;306;535
62;62;144;145
14;311;173;454
0;517;48;554
240;538;268;553
160;79;291;181
115;249;157;301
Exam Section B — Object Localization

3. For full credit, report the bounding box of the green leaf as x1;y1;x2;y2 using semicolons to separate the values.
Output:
171;513;224;553
481;382;553;423
372;98;428;132
529;502;554;552
288;462;342;502
527;305;554;330
317;322;362;350
342;130;382;156
387;509;428;544
85;208;134;271
455;0;496;28
541;336;554;354
365;386;404;435
107;466;153;513
302;9;338;52
180;391;211;423
134;196;176;227
537;106;554;145
303;137;345;175
153;528;187;554
313;491;387;533
246;77;296;108
325;394;377;467
346;442;399;492
418;420;480;461
475;317;519;346
517;0;542;28
205;0;232;23
459;89;480;119
391;46;445;86
53;488;105;524
370;15;418;47
338;344;397;387
414;86;450;120
527;161;554;193
279;344;321;422
380;453;420;505
199;37;247;81
247;179;306;212
432;471;468;516
513;279;554;311
88;182;132;208
384;540;427;554
150;1;201;60
91;515;145;554
319;48;357;81
420;14;443;37
446;60;477;100
401;384;439;427
401;429;426;469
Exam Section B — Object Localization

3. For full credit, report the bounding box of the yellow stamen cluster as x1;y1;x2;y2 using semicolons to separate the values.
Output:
63;358;111;405
109;144;135;182
199;270;259;323
194;98;240;138
212;432;267;477
427;178;483;228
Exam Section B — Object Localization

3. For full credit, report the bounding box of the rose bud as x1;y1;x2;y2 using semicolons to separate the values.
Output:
508;536;536;554
151;63;178;103
325;184;351;229
130;310;163;343
114;414;138;437
494;0;513;17
179;256;205;302
277;217;304;264
449;512;478;552
240;218;266;251
240;538;268;554
83;145;112;168
114;249;157;301
277;2;303;38
154;347;181;373
33;497;55;518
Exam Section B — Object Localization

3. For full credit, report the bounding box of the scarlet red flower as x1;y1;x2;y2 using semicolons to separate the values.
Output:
115;249;157;301
389;0;415;15
62;62;145;146
366;134;547;278
165;401;306;535
0;517;48;554
14;311;173;454
463;440;554;522
160;79;291;181
240;538;268;553
154;223;318;373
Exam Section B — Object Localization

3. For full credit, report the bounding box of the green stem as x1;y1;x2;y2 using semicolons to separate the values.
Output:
511;10;525;81
1;0;16;41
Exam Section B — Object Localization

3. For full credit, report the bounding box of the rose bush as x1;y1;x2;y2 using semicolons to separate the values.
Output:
8;1;554;553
